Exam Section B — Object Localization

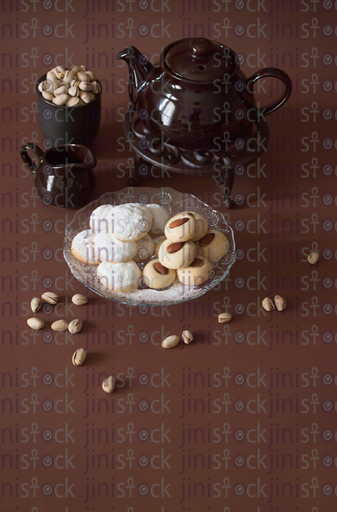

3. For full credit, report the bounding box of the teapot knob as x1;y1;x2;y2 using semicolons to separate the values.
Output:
189;38;212;62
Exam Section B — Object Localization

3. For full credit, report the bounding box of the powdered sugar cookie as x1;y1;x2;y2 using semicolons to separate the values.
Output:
92;232;137;263
143;259;176;289
71;229;100;265
97;260;141;292
133;234;155;263
125;203;154;233
89;204;115;233
146;204;170;236
111;204;153;241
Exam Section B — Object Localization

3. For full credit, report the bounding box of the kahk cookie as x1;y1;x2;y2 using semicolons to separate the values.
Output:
158;239;196;270
146;204;170;236
143;259;176;289
110;204;153;242
164;212;197;242
177;255;212;286
92;232;137;263
97;260;141;292
190;212;209;242
196;230;229;262
133;234;155;263
71;229;100;265
89;204;115;233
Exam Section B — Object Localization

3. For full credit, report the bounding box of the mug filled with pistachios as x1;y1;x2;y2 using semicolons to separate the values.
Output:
36;64;102;148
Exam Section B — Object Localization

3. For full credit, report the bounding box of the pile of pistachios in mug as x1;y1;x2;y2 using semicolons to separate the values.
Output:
38;65;101;107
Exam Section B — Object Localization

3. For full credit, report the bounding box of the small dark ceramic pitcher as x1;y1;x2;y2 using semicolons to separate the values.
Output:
20;143;96;208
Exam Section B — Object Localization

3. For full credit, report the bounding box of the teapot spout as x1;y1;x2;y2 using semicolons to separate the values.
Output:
117;46;153;104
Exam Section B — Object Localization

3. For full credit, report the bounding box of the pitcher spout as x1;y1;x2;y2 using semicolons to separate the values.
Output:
117;46;153;104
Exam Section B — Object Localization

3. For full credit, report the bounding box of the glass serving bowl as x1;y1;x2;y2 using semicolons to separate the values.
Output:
63;187;236;306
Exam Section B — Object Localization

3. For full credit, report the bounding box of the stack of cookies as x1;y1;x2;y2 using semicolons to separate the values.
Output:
71;202;169;292
70;203;229;293
147;211;229;289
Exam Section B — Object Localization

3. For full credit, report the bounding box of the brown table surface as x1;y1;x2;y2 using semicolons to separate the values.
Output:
1;2;337;511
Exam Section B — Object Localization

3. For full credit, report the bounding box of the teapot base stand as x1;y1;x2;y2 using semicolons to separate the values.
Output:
123;107;269;208
127;154;236;209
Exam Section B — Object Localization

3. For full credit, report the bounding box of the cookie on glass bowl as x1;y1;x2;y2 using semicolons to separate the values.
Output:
97;260;141;293
190;212;209;242
89;204;115;233
147;204;170;236
196;229;229;262
154;236;166;258
158;239;196;270
142;259;176;290
164;212;197;242
133;234;155;264
71;229;100;265
92;232;137;263
176;255;212;286
110;204;153;241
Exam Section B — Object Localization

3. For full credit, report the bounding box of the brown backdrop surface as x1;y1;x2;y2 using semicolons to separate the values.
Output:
1;1;337;511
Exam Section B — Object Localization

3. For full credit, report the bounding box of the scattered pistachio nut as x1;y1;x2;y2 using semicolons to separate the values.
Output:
182;330;193;344
27;317;44;330
72;348;87;366
218;312;232;323
274;295;286;311
102;376;115;393
161;335;180;349
262;297;275;312
308;252;319;265
68;319;83;334
42;291;59;305
72;294;88;305
51;319;68;332
31;297;42;313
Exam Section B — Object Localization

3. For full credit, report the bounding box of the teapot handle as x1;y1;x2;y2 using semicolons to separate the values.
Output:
20;143;44;174
245;67;292;117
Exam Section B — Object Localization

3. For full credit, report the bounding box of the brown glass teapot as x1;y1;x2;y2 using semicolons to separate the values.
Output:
117;37;292;153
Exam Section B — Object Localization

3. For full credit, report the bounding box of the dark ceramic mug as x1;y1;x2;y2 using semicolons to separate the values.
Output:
36;74;101;148
20;143;96;208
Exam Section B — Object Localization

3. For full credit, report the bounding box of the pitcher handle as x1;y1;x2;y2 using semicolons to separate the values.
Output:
20;143;44;174
245;67;292;117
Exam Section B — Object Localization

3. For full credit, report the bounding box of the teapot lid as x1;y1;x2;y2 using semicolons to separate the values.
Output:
163;38;237;81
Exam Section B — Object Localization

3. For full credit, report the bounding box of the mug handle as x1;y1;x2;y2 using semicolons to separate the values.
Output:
245;67;292;117
20;143;44;174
